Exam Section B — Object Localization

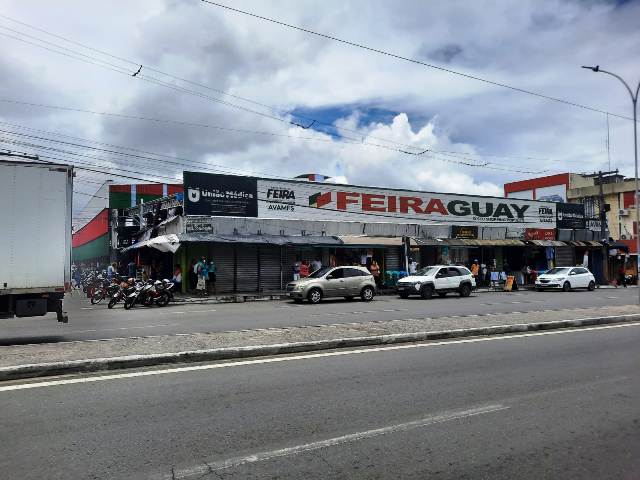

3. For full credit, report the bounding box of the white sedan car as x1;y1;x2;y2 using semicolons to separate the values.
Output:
535;267;596;292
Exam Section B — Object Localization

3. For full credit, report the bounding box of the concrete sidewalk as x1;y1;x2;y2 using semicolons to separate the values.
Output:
1;304;638;381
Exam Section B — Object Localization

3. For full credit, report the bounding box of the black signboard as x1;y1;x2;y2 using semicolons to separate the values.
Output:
556;203;585;229
183;172;258;217
452;225;478;239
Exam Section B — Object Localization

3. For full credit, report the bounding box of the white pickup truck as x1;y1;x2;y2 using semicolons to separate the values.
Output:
0;160;73;322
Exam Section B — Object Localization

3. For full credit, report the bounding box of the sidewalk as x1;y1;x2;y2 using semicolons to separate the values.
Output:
173;284;633;304
1;304;638;380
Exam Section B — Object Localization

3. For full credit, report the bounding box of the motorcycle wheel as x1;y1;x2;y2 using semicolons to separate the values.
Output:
156;293;169;307
143;296;154;307
107;297;118;309
124;297;135;310
91;291;104;305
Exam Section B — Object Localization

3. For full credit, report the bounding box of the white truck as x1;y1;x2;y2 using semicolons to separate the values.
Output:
0;160;73;322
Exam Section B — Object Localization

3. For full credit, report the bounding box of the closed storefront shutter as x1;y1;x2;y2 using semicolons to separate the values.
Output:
555;246;575;267
259;246;282;291
385;247;402;271
211;244;235;293
237;245;259;292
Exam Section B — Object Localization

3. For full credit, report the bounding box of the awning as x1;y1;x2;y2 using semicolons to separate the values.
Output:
336;235;417;247
178;233;342;246
123;234;180;253
414;238;524;247
527;240;567;247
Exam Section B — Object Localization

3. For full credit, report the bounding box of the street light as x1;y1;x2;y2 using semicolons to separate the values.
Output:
582;65;640;301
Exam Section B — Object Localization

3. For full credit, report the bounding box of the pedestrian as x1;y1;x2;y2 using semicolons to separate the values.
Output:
471;260;480;284
106;262;115;280
311;257;322;273
208;258;217;295
189;258;198;293
300;260;310;278
127;259;136;279
292;260;301;280
409;258;418;274
172;264;182;291
503;261;510;276
370;259;381;286
618;265;627;288
196;256;208;296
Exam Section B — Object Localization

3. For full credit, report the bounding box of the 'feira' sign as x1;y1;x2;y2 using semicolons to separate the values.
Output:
183;172;557;228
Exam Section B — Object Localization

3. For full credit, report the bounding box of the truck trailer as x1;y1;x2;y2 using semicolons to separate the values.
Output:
0;160;73;322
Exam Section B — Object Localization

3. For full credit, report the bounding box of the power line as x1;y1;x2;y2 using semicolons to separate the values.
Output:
200;0;634;123
0;15;565;168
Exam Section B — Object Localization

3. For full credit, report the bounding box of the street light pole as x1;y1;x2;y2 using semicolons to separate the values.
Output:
582;66;640;302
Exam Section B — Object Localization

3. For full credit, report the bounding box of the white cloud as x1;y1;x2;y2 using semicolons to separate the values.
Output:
0;0;638;217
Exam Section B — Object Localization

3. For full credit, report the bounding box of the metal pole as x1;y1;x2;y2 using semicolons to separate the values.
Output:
633;97;639;300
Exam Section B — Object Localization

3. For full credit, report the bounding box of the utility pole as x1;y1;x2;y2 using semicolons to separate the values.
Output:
598;171;606;242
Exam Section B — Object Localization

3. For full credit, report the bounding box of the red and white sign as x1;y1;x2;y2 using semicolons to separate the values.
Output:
524;228;556;241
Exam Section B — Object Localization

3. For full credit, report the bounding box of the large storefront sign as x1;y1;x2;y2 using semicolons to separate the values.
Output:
451;225;478;239
183;172;557;228
524;228;556;241
184;172;258;217
556;203;586;229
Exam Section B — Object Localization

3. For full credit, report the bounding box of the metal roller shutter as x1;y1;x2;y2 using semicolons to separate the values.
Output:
236;245;259;292
211;244;235;293
555;246;575;267
385;247;402;271
259;246;282;291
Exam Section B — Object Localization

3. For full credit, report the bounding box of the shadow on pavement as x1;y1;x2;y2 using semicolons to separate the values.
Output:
0;336;68;346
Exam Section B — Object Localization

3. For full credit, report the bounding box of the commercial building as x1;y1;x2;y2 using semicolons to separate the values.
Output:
505;171;635;283
117;172;605;293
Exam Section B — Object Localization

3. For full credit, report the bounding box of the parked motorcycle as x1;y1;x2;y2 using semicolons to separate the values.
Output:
90;276;111;304
154;279;174;307
107;278;137;309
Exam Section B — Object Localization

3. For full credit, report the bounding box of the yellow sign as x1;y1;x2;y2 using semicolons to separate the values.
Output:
504;275;515;292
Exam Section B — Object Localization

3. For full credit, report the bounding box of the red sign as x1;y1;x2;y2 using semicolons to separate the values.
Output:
525;228;555;241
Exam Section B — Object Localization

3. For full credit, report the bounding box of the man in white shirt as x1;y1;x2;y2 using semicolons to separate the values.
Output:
311;258;322;272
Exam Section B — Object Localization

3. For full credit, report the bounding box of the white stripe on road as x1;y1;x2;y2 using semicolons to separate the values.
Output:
1;321;639;393
165;404;508;479
158;309;217;315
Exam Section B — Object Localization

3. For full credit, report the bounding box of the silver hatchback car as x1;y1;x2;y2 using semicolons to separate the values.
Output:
286;266;377;304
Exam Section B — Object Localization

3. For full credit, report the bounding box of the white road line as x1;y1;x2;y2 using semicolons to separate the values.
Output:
158;309;216;315
2;321;639;393
165;404;508;479
81;307;93;310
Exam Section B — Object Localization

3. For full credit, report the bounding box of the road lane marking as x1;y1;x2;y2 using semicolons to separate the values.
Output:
2;321;639;392
165;404;508;479
158;309;216;315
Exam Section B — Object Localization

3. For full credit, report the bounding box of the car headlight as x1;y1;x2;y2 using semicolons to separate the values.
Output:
293;284;304;291
556;277;565;282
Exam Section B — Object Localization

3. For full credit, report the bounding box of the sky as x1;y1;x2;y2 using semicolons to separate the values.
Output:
0;0;639;222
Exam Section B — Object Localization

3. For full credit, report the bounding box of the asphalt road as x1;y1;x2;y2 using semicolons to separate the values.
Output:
0;287;636;344
1;322;639;479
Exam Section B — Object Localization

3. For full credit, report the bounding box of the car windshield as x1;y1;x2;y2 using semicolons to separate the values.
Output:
415;267;437;276
545;267;570;275
308;267;333;278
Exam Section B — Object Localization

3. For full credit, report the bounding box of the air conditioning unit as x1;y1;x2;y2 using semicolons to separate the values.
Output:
619;209;630;216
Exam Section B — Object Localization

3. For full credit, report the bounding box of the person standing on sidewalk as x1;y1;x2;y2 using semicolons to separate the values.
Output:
471;260;480;285
617;265;627;288
208;258;217;295
300;260;310;278
196;256;209;296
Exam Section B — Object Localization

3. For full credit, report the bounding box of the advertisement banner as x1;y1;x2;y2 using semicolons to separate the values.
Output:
183;172;257;217
182;172;557;227
556;203;586;229
185;217;214;234
451;225;478;239
256;178;556;228
524;228;556;241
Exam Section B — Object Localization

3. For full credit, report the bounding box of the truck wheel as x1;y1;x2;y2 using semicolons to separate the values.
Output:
360;286;375;302
420;285;433;299
308;288;322;304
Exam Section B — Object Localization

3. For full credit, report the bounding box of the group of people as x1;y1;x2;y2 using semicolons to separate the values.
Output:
189;257;217;296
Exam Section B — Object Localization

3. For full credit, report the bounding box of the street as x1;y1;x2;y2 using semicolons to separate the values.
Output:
1;321;638;479
0;288;635;345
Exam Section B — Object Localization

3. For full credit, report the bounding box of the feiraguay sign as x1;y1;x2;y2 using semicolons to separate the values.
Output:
183;172;557;228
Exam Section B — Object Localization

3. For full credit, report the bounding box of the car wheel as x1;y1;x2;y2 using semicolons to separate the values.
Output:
459;283;472;297
588;280;596;291
420;285;433;299
399;292;409;299
308;288;322;304
562;281;571;292
438;292;447;298
360;286;375;302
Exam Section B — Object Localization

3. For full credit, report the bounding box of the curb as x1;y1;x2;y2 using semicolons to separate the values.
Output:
1;313;638;382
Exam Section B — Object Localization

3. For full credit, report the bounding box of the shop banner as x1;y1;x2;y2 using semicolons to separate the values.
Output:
452;225;478;239
256;178;556;228
586;218;606;232
185;217;214;234
556;203;585;229
184;172;258;217
524;228;556;241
